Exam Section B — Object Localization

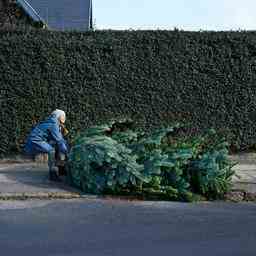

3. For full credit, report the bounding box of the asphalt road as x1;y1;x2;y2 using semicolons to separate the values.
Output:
0;199;256;256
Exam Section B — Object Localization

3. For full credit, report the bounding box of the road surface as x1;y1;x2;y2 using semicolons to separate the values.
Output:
0;199;255;256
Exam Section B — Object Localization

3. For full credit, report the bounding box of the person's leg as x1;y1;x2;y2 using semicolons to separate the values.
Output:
48;149;58;172
48;149;62;181
55;151;67;176
47;140;58;171
50;140;69;176
33;141;61;182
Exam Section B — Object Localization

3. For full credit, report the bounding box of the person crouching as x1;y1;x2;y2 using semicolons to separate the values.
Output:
24;109;68;182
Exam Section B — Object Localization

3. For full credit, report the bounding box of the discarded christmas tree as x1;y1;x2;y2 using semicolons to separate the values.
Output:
68;120;235;201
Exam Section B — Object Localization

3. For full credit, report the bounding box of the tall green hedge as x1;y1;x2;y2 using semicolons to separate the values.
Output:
1;30;256;155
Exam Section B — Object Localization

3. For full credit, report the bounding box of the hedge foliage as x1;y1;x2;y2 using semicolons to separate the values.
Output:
1;30;256;154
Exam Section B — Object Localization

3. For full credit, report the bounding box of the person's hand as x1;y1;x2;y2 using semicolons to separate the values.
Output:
59;141;68;154
60;124;69;136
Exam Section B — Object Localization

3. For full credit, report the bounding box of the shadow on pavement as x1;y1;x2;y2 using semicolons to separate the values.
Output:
0;162;81;194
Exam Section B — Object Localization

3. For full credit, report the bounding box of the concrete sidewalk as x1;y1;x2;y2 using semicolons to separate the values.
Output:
0;153;256;201
227;153;256;201
0;162;84;200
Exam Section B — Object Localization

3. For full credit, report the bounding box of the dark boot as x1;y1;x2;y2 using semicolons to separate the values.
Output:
48;150;61;182
58;166;67;176
49;171;62;182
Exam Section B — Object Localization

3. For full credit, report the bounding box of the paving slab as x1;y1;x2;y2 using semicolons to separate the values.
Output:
229;153;256;189
0;162;83;199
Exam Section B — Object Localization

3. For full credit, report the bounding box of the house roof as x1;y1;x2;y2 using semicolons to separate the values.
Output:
16;0;93;31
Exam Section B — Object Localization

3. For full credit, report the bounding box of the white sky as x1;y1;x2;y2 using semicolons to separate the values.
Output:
93;0;256;30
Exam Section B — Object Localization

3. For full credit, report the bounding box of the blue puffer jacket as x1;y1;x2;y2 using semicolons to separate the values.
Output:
24;115;68;156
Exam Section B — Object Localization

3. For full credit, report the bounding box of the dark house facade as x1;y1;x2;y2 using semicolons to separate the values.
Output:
0;0;93;31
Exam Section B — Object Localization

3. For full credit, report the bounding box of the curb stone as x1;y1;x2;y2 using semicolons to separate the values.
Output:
243;192;256;202
0;192;96;201
224;190;256;202
1;191;255;202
